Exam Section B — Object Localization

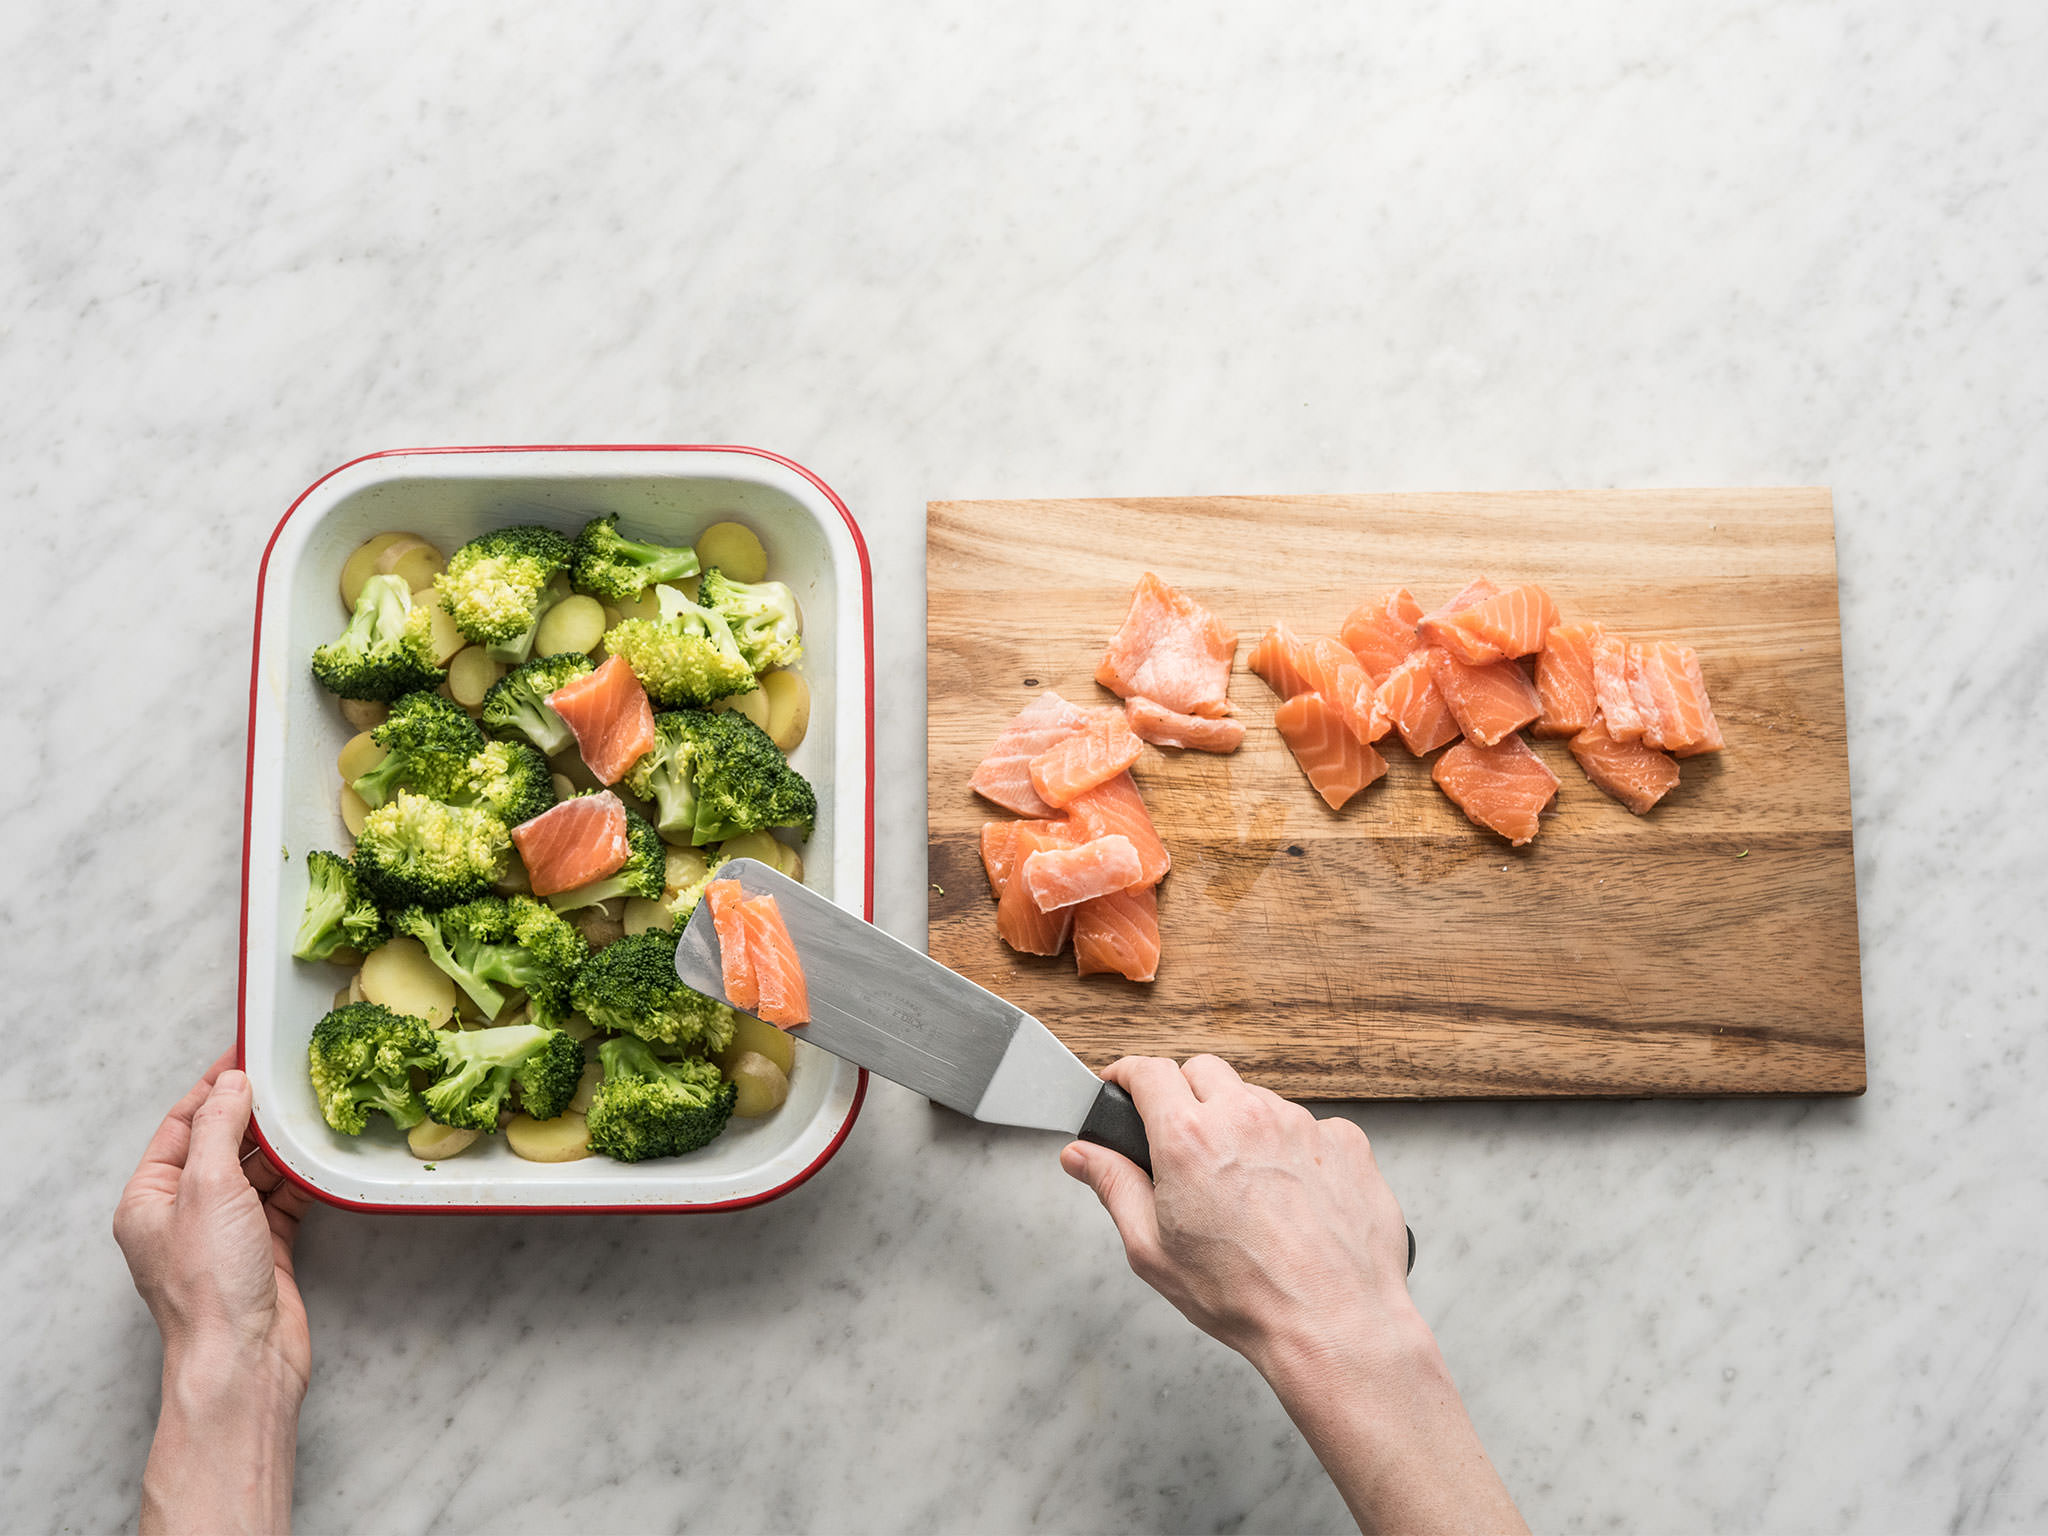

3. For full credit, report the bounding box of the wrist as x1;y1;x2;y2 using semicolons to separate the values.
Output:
162;1329;307;1415
146;1346;301;1536
1249;1292;1444;1418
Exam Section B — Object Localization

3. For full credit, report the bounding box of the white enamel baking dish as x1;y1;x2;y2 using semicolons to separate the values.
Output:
238;446;871;1211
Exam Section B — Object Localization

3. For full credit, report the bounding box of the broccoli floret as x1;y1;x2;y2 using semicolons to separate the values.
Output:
568;926;738;1052
570;514;701;604
546;806;665;912
422;1023;584;1130
350;691;486;808
433;525;575;662
584;1036;736;1161
307;1002;439;1134
621;711;699;838
292;849;388;961
602;586;756;707
453;739;556;828
390;894;590;1025
389;899;515;1018
353;791;510;909
478;652;593;757
682;709;817;846
311;574;445;702
697;566;804;673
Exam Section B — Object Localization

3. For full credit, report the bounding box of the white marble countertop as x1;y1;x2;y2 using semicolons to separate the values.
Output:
6;3;2046;1530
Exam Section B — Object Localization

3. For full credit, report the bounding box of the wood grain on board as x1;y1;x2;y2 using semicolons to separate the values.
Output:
927;489;1863;1100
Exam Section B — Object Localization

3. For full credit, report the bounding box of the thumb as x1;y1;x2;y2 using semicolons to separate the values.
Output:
1061;1142;1160;1255
184;1069;254;1191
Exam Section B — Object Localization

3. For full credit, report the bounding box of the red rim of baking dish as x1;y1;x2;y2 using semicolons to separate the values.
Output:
237;445;875;1214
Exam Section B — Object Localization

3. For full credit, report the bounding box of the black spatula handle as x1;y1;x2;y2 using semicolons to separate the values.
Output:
1077;1083;1416;1275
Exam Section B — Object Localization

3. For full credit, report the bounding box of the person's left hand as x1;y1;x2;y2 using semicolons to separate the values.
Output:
114;1052;312;1400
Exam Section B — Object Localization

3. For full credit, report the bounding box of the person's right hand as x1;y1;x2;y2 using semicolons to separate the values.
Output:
1060;1053;1414;1372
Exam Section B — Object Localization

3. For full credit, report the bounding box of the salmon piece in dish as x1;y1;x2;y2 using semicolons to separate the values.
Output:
971;691;1092;817
1432;734;1560;846
1095;572;1237;717
546;653;656;785
1273;692;1388;810
1125;696;1245;754
510;790;630;897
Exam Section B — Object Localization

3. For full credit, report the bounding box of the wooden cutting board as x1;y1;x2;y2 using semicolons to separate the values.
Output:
926;489;1863;1099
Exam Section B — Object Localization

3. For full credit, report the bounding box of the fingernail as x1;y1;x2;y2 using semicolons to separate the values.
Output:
218;1070;247;1092
1059;1145;1088;1179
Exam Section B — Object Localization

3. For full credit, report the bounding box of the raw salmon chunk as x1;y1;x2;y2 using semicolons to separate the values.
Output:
1592;633;1647;742
1376;649;1462;756
1429;650;1542;747
996;826;1076;955
1248;624;1388;744
1125;697;1245;754
1073;883;1160;983
510;790;630;896
1028;713;1145;808
1095;573;1237;717
1022;835;1144;912
972;691;1092;816
547;653;656;785
1569;718;1681;814
1632;641;1724;756
1340;588;1424;683
1426;584;1560;665
1534;622;1602;738
1066;771;1170;885
740;894;810;1026
1417;577;1500;638
1273;692;1388;810
979;818;1072;899
1432;734;1560;846
705;878;758;1010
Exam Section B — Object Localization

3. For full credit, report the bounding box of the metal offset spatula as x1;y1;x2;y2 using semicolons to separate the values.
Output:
677;860;1414;1273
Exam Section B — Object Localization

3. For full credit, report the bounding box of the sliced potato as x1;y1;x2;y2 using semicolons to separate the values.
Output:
623;897;672;936
377;535;445;593
662;845;710;899
695;522;768;583
418;591;467;664
719;831;799;878
338;697;389;732
778;848;803;884
337;730;387;783
567;906;624;951
728;1052;791;1118
331;983;352;1010
549;773;576;802
506;1112;592;1162
340;532;409;609
760;670;811;753
715;687;772;732
447;646;504;707
408;1121;480;1160
558;1013;596;1042
536;595;607;656
664;574;702;603
359;936;456;1026
326;946;363;971
612;587;661;622
719;1011;796;1076
347;970;368;1005
567;1061;602;1115
339;786;370;838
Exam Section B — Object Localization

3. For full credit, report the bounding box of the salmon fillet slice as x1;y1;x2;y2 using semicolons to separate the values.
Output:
1095;573;1237;717
979;818;1073;899
1273;692;1388;810
547;653;657;785
1534;622;1602;738
705;878;758;1010
996;826;1076;955
1631;641;1724;757
971;691;1092;816
1065;771;1170;885
1426;583;1560;665
740;893;810;1026
1376;649;1462;756
1023;835;1145;912
1247;624;1388;744
1340;588;1424;683
1592;633;1647;742
1073;883;1160;983
510;791;630;897
1432;734;1560;846
1417;577;1500;638
1569;718;1681;814
1028;713;1145;809
1125;697;1245;754
1429;650;1541;747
